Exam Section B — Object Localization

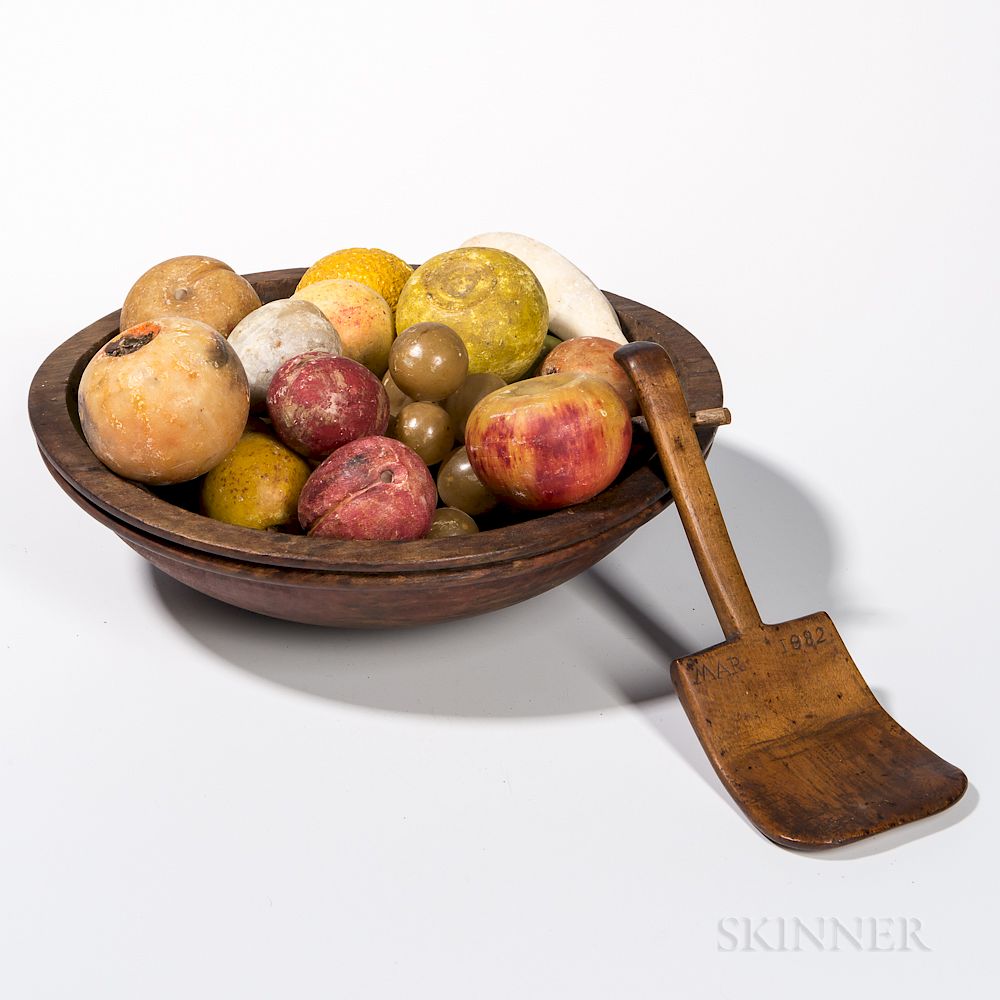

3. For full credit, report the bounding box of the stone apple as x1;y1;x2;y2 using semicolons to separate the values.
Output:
464;373;632;510
266;351;389;461
120;255;261;336
538;336;639;416
298;436;437;541
77;317;250;484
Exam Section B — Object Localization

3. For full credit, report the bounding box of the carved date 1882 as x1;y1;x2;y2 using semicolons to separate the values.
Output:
778;626;827;654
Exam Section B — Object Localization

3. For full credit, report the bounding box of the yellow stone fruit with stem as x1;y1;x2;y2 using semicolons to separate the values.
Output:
395;247;548;383
296;248;413;312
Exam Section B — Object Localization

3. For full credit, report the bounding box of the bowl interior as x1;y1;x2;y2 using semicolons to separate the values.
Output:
29;268;723;574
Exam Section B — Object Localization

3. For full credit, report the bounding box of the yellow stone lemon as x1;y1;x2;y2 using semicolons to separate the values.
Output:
395;247;548;383
296;248;413;311
201;430;311;530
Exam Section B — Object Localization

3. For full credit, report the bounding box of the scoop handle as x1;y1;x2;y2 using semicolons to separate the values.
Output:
616;341;762;640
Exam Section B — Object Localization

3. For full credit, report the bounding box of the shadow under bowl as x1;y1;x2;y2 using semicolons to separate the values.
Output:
28;268;723;627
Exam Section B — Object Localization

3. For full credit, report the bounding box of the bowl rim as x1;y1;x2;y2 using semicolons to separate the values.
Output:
28;267;723;574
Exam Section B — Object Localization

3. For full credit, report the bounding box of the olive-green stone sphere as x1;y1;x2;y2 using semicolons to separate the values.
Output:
395;247;548;383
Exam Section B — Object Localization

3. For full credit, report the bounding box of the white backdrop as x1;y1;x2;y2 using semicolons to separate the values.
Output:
3;1;997;997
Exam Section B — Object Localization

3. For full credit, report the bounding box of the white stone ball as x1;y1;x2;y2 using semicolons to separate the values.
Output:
229;298;343;410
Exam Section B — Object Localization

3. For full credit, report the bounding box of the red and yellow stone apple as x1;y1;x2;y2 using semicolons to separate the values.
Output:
464;373;632;510
298;436;437;540
77;317;250;484
537;336;639;416
266;351;389;461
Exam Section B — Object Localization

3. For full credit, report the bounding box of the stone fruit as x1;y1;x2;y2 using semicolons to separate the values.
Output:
525;334;561;377
460;232;626;344
201;430;311;530
382;371;413;418
120;255;261;336
436;446;497;516
389;323;469;401
464;373;632;511
228;298;342;411
266;351;389;461
298;436;437;541
444;373;506;443
381;371;412;438
78;317;249;485
395;247;548;383
427;508;479;538
296;247;413;312
392;402;455;466
293;278;394;375
538;336;639;416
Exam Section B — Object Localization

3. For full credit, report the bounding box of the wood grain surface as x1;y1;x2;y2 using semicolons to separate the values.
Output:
618;341;967;849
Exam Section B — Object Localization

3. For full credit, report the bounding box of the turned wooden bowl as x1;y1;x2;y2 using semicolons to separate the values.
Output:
28;268;723;628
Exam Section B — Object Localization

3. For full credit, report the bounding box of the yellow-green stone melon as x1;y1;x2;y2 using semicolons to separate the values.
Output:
395;247;548;383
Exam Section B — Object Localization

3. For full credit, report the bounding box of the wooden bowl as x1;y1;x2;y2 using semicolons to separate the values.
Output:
28;268;723;628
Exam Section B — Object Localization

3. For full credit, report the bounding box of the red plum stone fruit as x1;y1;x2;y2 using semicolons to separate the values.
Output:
298;436;438;541
266;350;389;460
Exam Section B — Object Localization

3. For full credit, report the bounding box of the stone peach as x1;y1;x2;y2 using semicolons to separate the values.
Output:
538;336;639;416
293;278;394;376
298;437;437;541
78;317;250;484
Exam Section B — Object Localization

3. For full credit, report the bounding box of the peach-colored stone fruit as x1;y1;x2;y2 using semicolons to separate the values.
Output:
293;278;394;376
538;336;639;416
78;317;250;484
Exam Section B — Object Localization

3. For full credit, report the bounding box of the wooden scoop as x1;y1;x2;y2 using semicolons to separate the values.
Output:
617;341;967;849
